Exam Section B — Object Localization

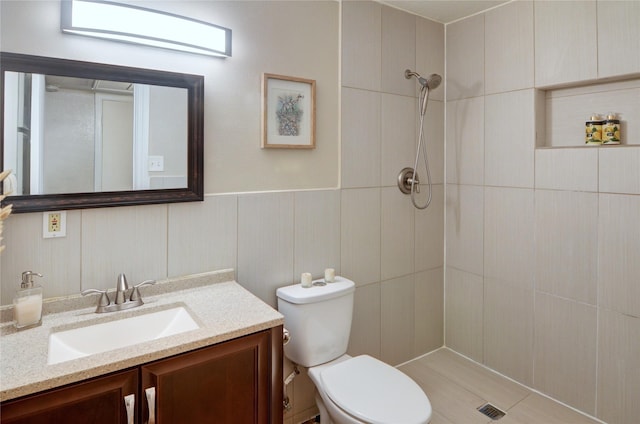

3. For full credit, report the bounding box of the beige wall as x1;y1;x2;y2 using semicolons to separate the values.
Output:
8;1;637;424
0;0;339;194
0;2;445;423
445;1;640;423
0;0;340;300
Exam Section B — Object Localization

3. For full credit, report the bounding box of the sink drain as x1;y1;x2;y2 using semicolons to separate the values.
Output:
477;403;506;420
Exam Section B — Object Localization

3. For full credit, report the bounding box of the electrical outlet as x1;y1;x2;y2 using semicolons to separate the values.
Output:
48;213;61;232
43;211;66;238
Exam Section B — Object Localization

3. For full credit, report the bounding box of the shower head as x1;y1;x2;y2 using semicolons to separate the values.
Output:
404;69;442;90
424;73;442;90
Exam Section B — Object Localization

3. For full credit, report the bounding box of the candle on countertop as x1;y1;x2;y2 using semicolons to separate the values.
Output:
301;272;313;288
324;268;335;283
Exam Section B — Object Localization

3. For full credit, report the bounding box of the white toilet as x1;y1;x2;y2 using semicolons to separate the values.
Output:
276;276;432;424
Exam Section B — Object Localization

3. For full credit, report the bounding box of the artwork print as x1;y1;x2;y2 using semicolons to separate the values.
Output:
276;90;304;136
262;74;316;149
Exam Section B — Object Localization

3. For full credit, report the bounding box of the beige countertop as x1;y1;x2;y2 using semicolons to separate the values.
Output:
0;270;284;402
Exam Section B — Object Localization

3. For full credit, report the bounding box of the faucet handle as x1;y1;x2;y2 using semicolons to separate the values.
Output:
81;288;111;308
130;280;156;302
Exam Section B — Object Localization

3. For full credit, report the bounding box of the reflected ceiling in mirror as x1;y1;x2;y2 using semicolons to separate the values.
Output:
1;52;204;213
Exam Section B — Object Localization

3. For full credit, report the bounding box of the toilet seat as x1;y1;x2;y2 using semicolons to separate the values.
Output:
319;355;432;424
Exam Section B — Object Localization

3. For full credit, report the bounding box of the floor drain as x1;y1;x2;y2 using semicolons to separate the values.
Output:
478;403;506;420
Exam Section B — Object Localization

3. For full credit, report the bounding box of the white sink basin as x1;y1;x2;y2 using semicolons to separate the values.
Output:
48;306;199;365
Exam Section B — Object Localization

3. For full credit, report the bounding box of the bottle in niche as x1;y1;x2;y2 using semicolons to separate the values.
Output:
602;112;621;145
585;114;603;145
13;271;44;329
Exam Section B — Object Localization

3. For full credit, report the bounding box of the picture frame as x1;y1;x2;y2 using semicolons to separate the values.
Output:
262;73;316;149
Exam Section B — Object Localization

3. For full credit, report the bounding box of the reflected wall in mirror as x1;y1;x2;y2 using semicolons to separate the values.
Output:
1;52;204;213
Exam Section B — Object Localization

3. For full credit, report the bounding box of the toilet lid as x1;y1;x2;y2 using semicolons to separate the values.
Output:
320;355;431;424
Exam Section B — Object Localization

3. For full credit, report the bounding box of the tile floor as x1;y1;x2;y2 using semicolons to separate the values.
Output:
399;348;603;424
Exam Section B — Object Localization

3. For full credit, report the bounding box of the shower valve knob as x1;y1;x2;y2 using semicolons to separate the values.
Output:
398;167;420;195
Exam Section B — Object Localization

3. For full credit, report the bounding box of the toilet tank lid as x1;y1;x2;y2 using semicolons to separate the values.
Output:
276;276;355;304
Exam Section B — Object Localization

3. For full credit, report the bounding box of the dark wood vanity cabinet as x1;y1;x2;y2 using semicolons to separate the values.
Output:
0;369;138;423
1;327;283;424
141;328;281;423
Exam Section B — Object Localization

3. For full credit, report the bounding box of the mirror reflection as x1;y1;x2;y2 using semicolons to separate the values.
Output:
1;52;204;213
4;72;188;196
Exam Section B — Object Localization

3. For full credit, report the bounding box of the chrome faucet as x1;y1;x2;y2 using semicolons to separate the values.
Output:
82;273;156;313
115;273;129;304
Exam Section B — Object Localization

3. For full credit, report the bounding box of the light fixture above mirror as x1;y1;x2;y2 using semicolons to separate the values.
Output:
61;0;232;58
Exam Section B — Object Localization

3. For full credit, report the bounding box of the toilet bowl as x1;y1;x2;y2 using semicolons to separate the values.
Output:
276;276;432;424
308;354;432;424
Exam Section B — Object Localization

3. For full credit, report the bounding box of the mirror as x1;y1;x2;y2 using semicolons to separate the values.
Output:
1;52;204;213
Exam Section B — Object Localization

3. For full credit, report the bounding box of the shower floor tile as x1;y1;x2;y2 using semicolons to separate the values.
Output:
399;348;602;424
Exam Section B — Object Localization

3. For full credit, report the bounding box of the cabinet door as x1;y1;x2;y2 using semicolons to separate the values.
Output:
0;369;138;424
141;329;280;424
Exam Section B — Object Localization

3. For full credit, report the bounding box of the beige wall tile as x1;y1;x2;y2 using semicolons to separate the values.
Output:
415;184;444;272
445;267;483;362
381;5;416;97
341;88;381;188
424;100;445;185
446;97;484;185
485;1;534;94
340;188;381;286
597;308;640;424
484;90;535;188
381;274;415;365
484;187;535;288
534;1;597;86
598;194;640;317
381;93;416;186
81;205;167;291
599;147;640;195
414;268;444;356
446;185;484;276
341;0;381;91
416;17;444;102
381;187;415;280
535;148;598;192
1;211;81;304
446;14;484;100
535;190;598;304
167;195;237;278
534;292;597;414
597;0;640;78
237;192;294;308
292;367;317;418
294;190;341;281
348;281;381;359
484;278;534;387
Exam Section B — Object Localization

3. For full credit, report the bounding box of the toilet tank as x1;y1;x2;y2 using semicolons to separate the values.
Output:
276;277;355;367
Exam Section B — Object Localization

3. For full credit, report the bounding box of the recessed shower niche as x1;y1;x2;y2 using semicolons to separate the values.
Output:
536;76;640;149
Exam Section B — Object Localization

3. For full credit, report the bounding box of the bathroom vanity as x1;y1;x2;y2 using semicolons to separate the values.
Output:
0;270;284;423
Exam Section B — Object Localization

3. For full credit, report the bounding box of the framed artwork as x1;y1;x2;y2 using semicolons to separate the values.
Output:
262;73;316;149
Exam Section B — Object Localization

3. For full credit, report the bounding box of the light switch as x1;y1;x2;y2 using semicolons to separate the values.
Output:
149;156;164;172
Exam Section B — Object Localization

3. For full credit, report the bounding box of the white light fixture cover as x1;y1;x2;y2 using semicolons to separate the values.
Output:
61;0;231;57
